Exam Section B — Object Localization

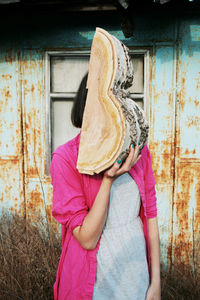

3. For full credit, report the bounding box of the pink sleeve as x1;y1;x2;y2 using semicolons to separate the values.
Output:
144;146;157;219
50;151;89;232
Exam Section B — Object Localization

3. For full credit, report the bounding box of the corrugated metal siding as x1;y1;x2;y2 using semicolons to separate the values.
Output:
0;14;199;271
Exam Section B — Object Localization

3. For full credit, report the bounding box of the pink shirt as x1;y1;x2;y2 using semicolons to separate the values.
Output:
50;132;157;300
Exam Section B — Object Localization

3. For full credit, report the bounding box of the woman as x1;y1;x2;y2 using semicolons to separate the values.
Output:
50;74;161;300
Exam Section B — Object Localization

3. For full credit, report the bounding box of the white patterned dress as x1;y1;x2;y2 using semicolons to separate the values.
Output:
92;172;149;300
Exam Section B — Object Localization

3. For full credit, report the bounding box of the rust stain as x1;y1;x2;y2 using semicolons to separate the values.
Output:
26;185;56;230
24;57;28;69
194;184;200;236
5;54;13;64
186;116;200;129
28;166;37;177
184;148;189;155
24;106;42;177
184;148;196;155
27;114;32;124
38;80;43;96
168;93;173;106
29;188;43;212
46;186;59;232
5;89;12;98
173;163;200;266
177;91;184;111
179;96;185;110
167;244;172;270
2;74;12;79
150;140;175;185
46;204;53;223
24;84;38;95
0;194;3;202
194;98;199;108
178;75;187;112
38;145;42;158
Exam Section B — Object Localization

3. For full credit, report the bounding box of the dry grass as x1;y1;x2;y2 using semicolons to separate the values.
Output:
0;213;199;299
161;235;200;299
0;214;61;300
161;265;200;299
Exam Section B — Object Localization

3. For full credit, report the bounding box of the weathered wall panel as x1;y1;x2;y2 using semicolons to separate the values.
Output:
25;180;57;230
21;49;51;223
0;49;22;156
173;18;200;269
151;46;176;269
0;159;24;214
22;50;45;179
0;49;24;215
173;163;200;267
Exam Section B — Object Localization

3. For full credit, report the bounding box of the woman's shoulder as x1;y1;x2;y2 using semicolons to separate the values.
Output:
53;132;81;160
50;133;81;177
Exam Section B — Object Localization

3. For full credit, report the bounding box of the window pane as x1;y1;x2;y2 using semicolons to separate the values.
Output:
51;99;80;152
51;56;89;93
50;53;145;154
128;55;144;94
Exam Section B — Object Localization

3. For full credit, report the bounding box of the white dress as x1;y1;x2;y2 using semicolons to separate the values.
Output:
92;173;149;300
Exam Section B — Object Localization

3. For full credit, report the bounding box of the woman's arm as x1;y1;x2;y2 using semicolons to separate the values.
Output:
146;217;161;300
73;144;141;250
73;176;113;250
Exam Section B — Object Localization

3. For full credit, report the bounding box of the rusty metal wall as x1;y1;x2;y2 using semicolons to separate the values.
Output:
0;49;25;216
21;49;56;229
172;18;200;270
0;14;199;271
151;45;176;269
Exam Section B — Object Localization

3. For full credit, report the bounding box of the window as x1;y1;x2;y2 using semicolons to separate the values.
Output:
128;53;146;109
45;50;150;173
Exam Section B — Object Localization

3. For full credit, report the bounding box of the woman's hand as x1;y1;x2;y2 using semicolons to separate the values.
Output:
72;144;141;250
103;144;141;180
146;282;161;300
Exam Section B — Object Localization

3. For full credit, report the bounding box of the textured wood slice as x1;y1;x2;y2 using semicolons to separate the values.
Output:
77;28;126;175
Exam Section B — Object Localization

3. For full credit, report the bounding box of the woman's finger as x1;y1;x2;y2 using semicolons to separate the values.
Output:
123;144;135;167
106;144;141;178
131;144;140;165
107;160;122;177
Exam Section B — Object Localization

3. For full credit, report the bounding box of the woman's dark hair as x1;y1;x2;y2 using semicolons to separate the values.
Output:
71;73;88;128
